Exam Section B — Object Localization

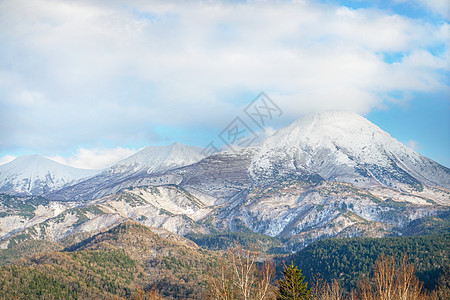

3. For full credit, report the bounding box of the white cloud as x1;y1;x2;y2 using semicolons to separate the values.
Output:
397;0;450;19
0;0;448;153
406;139;420;150
0;155;16;166
49;147;138;170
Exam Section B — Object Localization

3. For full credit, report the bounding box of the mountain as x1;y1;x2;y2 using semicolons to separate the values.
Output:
0;155;98;196
47;112;450;202
146;112;449;209
0;112;449;299
249;111;449;191
156;111;450;245
106;142;205;175
46;142;206;201
2;112;449;252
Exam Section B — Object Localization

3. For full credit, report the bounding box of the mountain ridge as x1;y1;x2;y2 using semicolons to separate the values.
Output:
249;111;449;190
0;111;448;253
105;142;205;175
44;112;449;202
4;112;448;199
0;155;99;196
44;142;206;201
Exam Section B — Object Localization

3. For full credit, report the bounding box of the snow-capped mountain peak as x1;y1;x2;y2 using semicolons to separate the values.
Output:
263;111;388;151
105;142;206;174
43;143;208;201
0;155;99;196
251;111;449;190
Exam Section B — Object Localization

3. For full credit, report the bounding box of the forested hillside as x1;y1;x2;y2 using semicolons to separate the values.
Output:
0;221;221;299
0;221;448;299
291;234;450;291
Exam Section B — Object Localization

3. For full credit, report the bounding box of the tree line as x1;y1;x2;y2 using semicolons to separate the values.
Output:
131;243;449;299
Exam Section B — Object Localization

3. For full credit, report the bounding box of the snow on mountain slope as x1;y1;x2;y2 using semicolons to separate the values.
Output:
0;155;99;196
47;112;449;202
250;111;450;191
106;142;205;175
46;143;206;201
2;112;449;251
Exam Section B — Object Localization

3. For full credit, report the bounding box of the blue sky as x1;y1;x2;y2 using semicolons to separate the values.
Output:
0;0;449;169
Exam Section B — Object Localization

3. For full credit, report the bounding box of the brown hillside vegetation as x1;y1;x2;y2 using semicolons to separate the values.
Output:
0;239;63;266
68;221;221;298
0;220;448;299
0;250;142;299
0;221;221;299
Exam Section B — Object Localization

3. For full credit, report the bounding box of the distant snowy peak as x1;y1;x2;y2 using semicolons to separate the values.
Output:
106;142;206;174
251;111;450;190
256;111;392;167
43;143;207;201
0;155;99;196
263;111;390;151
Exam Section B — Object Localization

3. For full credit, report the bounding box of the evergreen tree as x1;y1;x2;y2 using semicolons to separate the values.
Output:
276;262;311;300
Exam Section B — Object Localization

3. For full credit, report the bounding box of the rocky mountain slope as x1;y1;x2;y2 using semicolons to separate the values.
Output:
1;112;449;252
0;155;98;196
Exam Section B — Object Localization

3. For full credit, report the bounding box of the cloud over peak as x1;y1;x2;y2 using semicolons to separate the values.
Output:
0;0;448;154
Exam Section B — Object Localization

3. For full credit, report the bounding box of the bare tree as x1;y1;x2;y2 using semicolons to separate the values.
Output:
130;287;166;300
229;244;258;300
255;260;276;300
372;255;397;300
207;243;276;300
357;254;428;300
429;266;450;300
207;253;234;300
357;276;373;300
311;275;343;300
396;255;423;300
